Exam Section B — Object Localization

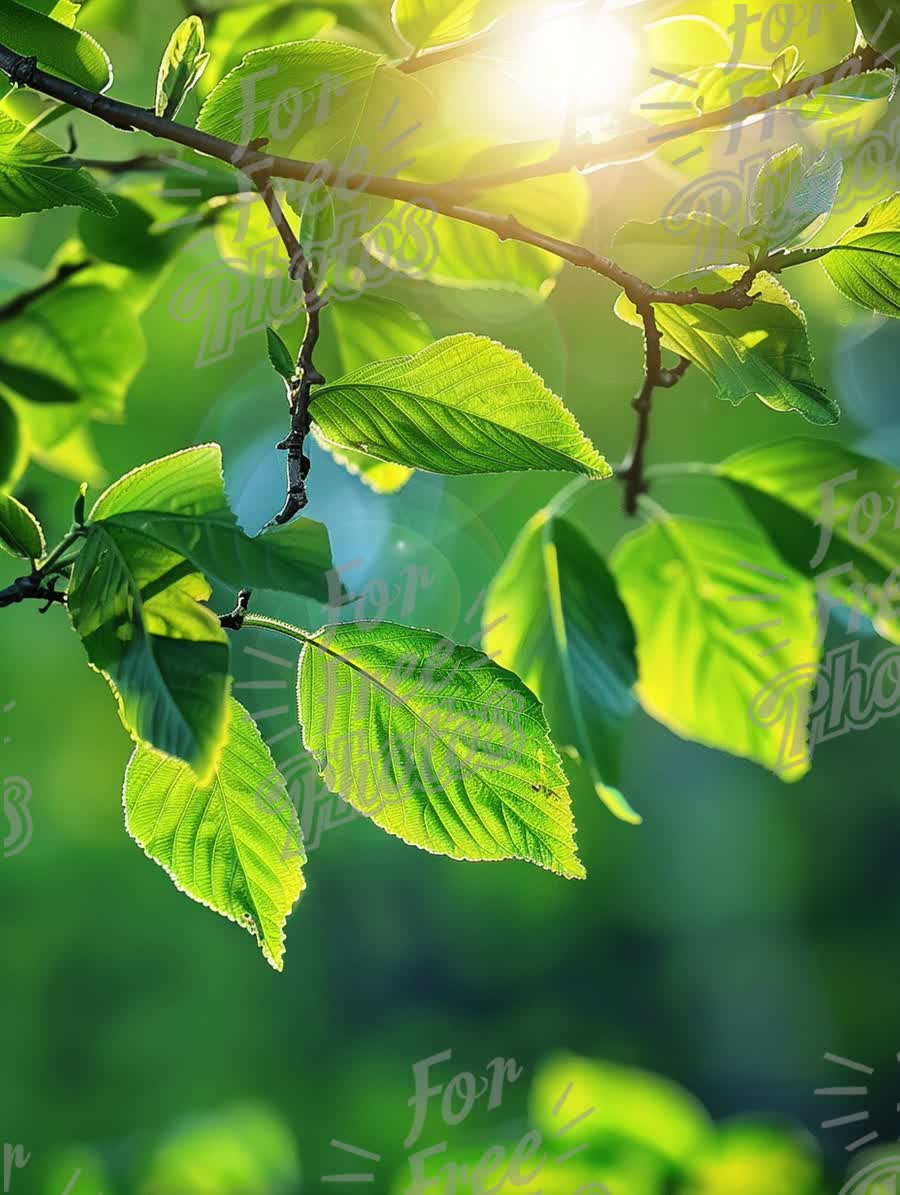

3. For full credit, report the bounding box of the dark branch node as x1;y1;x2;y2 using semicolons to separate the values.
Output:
219;589;253;630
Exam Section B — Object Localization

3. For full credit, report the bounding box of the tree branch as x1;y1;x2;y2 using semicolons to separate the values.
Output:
442;45;893;195
618;297;663;516
254;173;326;524
0;43;767;310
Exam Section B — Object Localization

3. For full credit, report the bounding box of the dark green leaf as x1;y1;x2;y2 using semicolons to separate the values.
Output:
265;326;294;383
90;443;336;603
484;509;641;823
67;522;231;781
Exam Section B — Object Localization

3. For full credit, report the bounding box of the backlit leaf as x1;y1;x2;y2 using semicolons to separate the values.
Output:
615;269;838;425
718;438;900;641
820;192;900;317
124;697;305;970
0;490;44;559
0;0;112;90
610;512;820;779
155;15;210;119
309;334;610;477
297;619;586;877
0;112;115;218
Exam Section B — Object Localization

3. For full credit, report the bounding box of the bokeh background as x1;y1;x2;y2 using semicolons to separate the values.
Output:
1;0;900;1191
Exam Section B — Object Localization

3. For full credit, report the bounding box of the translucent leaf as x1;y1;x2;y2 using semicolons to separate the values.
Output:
297;620;586;877
391;0;514;50
309;334;610;477
615;269;838;425
0;112;115;218
0;491;44;559
821;192;900;317
124;698;305;970
201;3;336;93
0;0;112;91
610;513;820;779
366;138;589;294
771;45;803;87
197;41;433;240
89;443;336;603
718;438;900;641
613;211;748;273
530;1053;713;1168
310;294;435;493
155;15;210;119
744;144;842;251
483;510;641;823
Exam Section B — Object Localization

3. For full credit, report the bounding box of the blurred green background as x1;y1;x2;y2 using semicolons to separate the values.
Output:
2;0;900;1191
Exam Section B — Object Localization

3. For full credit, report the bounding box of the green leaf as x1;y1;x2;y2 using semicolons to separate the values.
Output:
744;144;842;251
0;490;44;559
155;15;210;119
0;112;115;218
67;522;231;781
391;0;512;50
198;41;435;245
89;444;336;603
614;269;838;425
684;1118;823;1195
0;281;146;447
310;294;433;493
852;0;900;53
201;3;336;92
483;509;641;824
138;1103;301;1192
771;45;803;87
78;193;179;271
0;0;112;90
124;697;305;970
309;334;610;477
366;138;588;294
610;513;820;780
297;620;586;877
530;1053;713;1168
265;326;294;383
613;210;744;265
0;392;26;489
717;438;900;641
820;192;900;316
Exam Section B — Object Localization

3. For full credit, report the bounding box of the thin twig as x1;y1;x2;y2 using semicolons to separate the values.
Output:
618;297;663;516
255;174;326;524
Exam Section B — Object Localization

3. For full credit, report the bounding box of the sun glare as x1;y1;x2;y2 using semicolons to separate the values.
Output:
513;6;638;119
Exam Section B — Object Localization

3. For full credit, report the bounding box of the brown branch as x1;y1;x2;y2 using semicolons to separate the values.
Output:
250;156;326;524
0;43;766;311
618;297;663;516
443;45;894;195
